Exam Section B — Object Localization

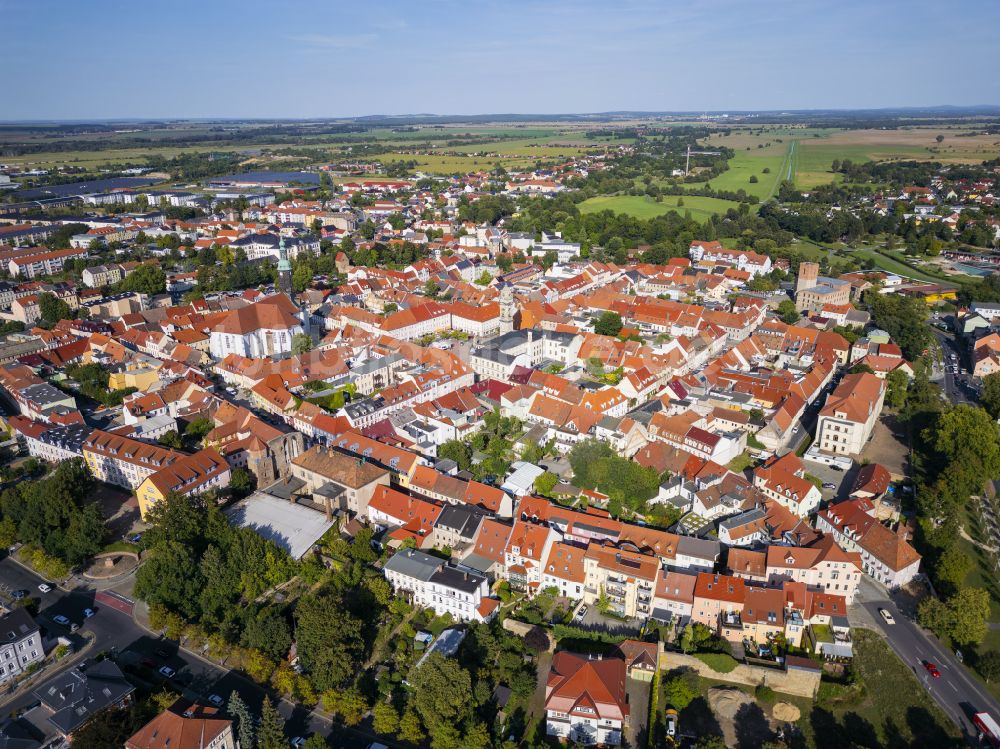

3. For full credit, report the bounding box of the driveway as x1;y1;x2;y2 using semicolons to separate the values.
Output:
625;676;651;748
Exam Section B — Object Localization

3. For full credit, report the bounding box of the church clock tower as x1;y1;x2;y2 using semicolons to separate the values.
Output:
499;282;516;334
277;236;293;297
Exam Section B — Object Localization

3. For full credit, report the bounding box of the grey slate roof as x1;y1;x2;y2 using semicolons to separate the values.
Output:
34;660;134;736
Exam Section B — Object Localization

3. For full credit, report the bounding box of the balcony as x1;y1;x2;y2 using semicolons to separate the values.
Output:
721;611;743;629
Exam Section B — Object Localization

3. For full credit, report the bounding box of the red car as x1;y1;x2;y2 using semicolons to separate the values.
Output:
924;661;941;678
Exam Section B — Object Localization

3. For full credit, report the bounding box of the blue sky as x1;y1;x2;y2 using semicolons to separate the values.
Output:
4;0;999;120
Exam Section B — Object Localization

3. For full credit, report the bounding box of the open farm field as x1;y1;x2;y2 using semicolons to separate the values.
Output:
795;127;1000;188
376;151;551;174
579;194;742;221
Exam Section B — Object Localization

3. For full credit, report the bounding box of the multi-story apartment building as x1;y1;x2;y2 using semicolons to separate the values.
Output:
0;609;43;685
764;535;863;604
383;548;499;622
9;417;91;464
136;448;231;520
7;247;89;279
82;429;183;490
816;498;922;589
582;546;658;619
816;372;885;456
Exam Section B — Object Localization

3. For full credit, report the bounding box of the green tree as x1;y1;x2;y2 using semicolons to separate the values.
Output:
424;278;440;298
257;697;286;749
398;709;426;744
134;540;205;620
776;299;800;324
294;592;366;691
593;311;623;337
301;737;327;749
409;653;473;748
982;372;1000;420
292;261;315;293
292;333;313;355
948;587;991;646
158;431;184;450
932;405;1000;495
533;471;558;497
865;291;931;360
663;671;699;709
229;691;256;749
242;606;292;661
184;417;214;442
885;368;909;410
978;651;1000;683
474;271;492;286
37;293;73;327
120;263;166;295
323;686;368;725
372;701;400;735
935;544;973;594
230;467;255;497
437;440;472;471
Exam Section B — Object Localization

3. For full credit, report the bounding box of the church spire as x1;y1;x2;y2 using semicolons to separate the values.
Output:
277;235;293;297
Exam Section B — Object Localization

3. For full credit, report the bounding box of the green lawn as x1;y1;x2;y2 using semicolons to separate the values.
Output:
699;145;789;200
848;248;957;284
578;194;742;221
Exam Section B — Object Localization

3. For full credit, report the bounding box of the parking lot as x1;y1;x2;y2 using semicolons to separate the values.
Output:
801;457;856;503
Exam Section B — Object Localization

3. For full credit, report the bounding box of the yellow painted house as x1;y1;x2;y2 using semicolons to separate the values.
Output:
135;448;231;520
108;361;162;391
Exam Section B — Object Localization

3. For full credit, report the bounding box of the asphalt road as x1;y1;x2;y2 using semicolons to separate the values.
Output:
933;328;976;406
0;556;397;748
856;576;1000;739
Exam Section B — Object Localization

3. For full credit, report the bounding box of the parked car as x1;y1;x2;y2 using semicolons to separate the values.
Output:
574;605;588;621
11;589;27;600
208;694;224;707
822;482;836;490
155;648;170;658
83;608;95;618
37;583;52;593
158;666;176;679
53;615;70;627
69;623;79;633
878;608;895;625
924;661;941;678
665;708;679;737
140;658;156;669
